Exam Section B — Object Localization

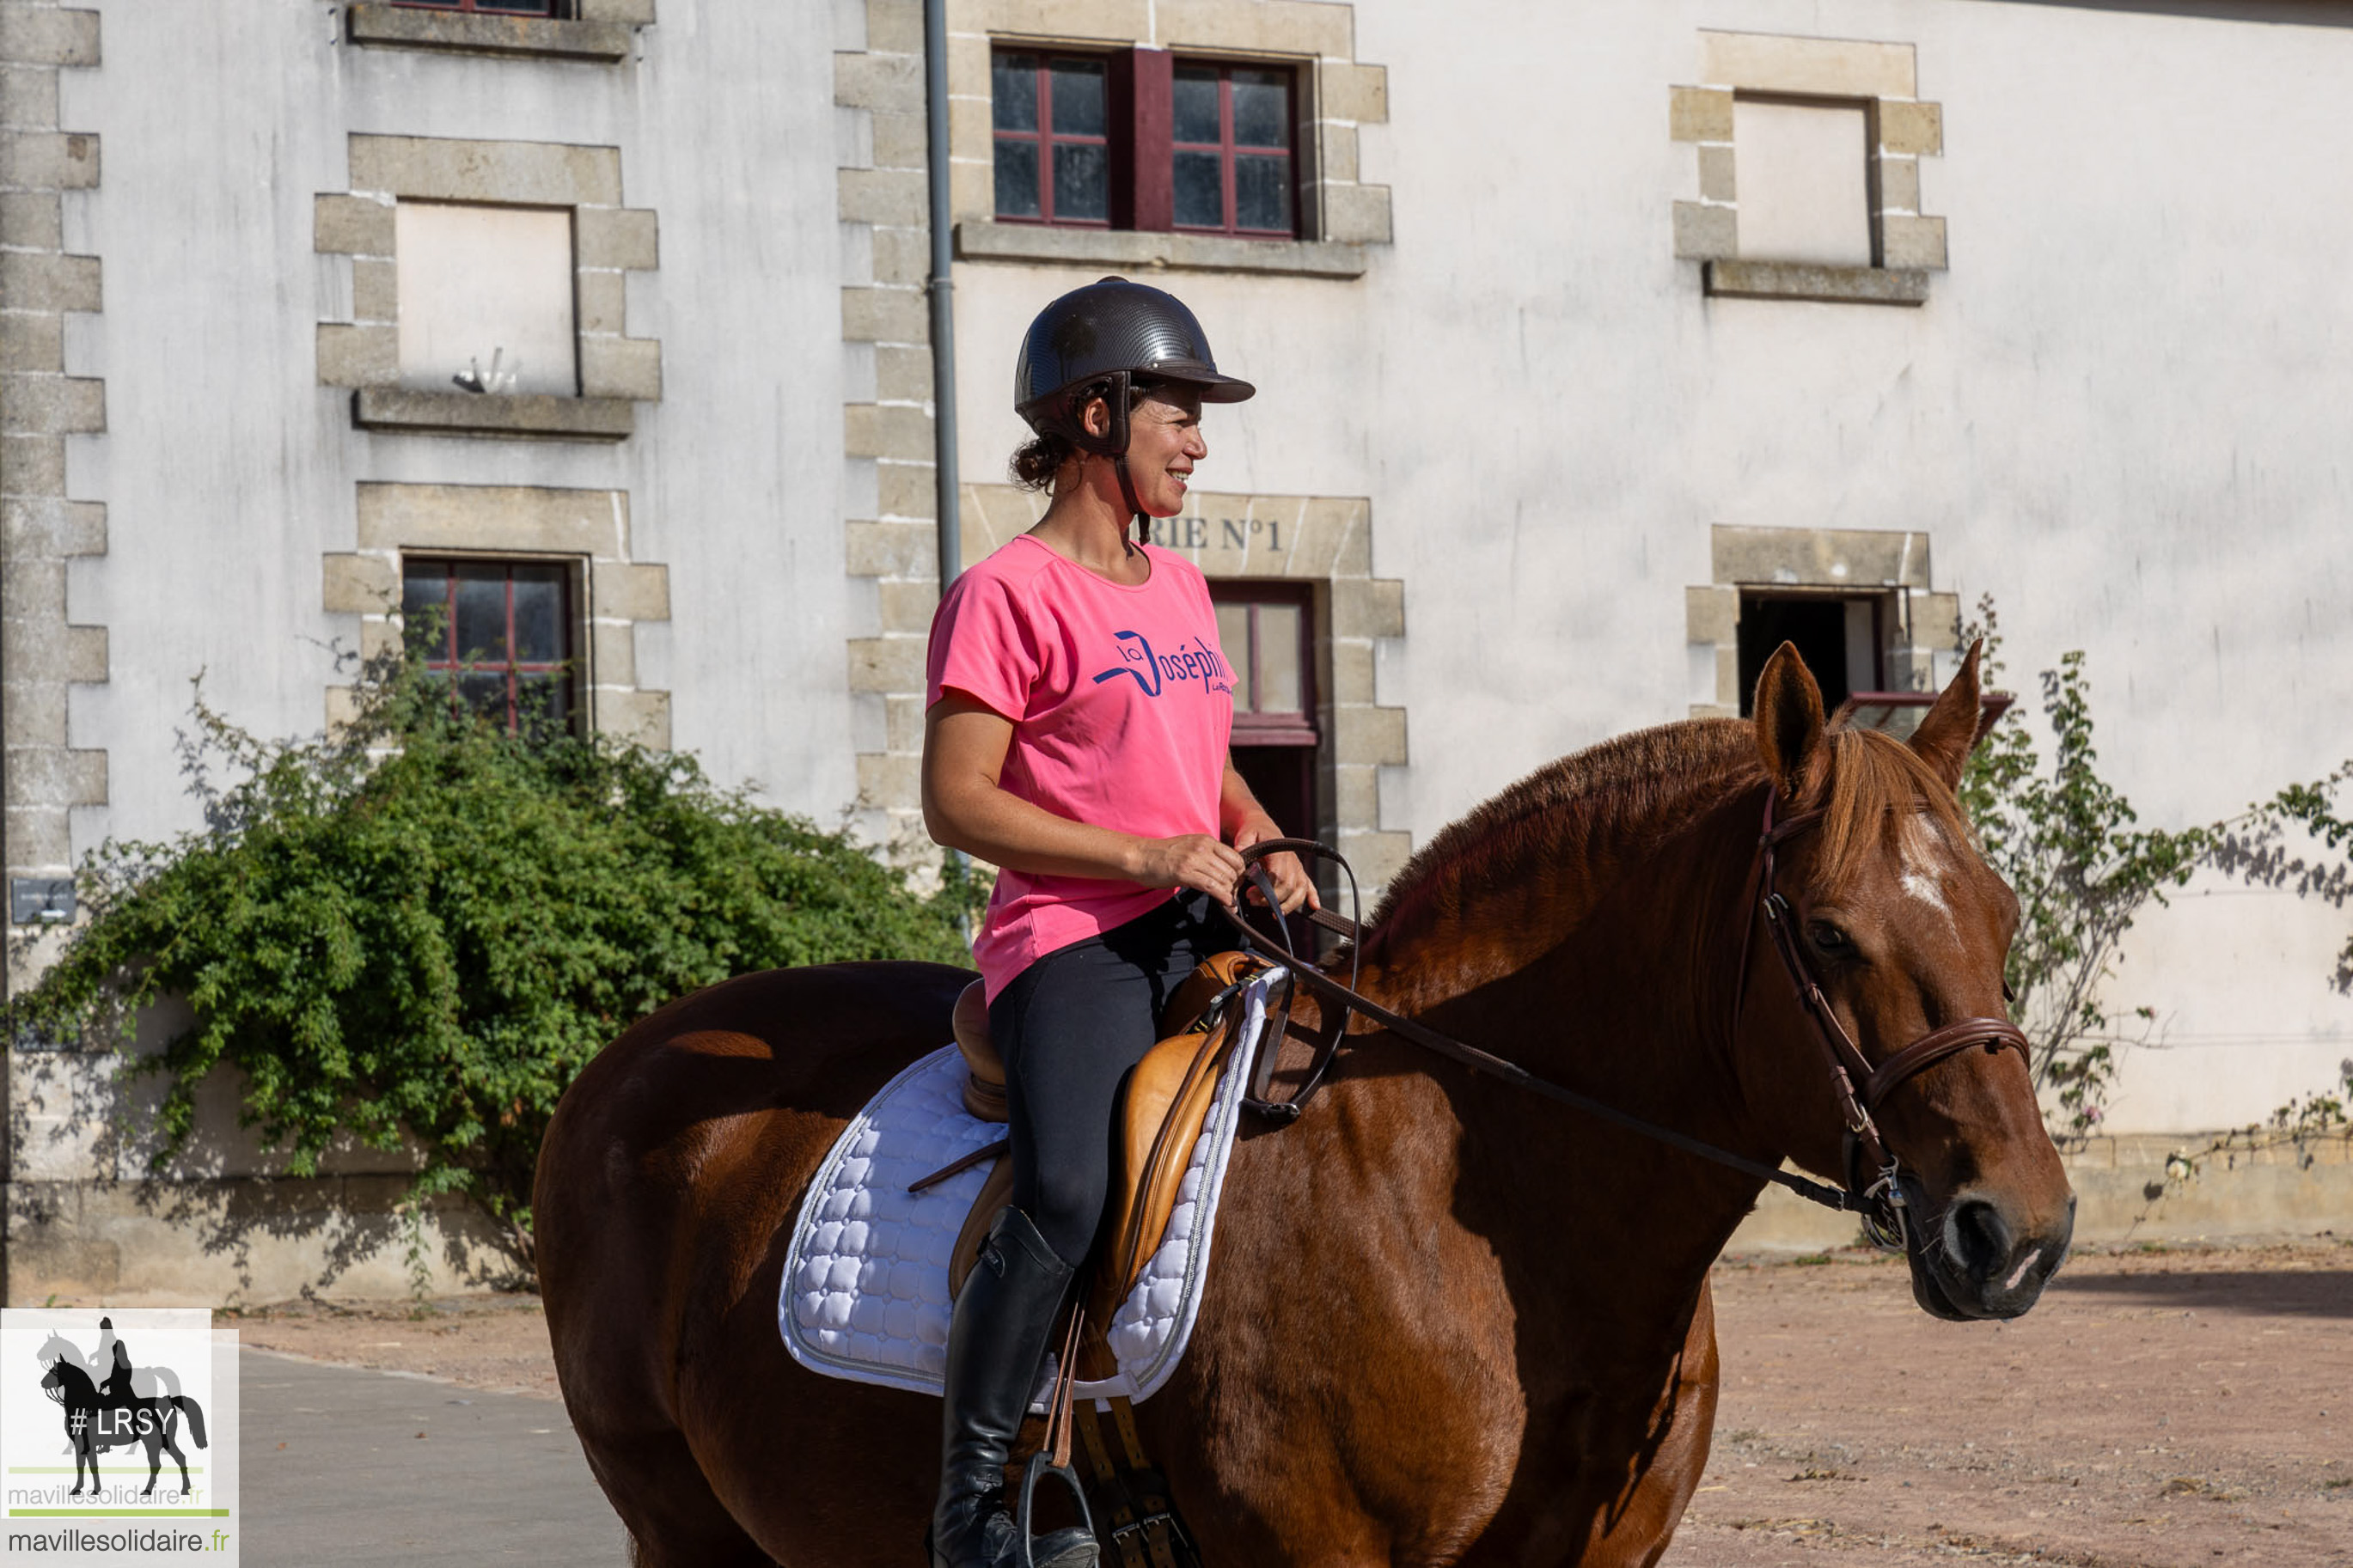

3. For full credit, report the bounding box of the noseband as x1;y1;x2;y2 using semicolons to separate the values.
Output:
1738;790;2032;1249
1224;783;2032;1247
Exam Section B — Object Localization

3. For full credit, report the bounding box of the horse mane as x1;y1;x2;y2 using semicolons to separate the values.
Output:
1355;716;1970;1004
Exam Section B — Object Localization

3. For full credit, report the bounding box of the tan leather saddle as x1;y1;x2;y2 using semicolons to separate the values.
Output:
945;952;1262;1379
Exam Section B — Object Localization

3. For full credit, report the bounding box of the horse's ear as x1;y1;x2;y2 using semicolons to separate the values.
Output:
1908;639;1984;793
1752;641;1826;801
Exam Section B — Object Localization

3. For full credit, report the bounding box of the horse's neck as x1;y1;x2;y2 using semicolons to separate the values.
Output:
1352;785;1758;1125
1315;793;1769;1367
1352;768;1755;1030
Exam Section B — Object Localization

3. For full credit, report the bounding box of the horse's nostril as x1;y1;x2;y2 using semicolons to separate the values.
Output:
1949;1199;2011;1280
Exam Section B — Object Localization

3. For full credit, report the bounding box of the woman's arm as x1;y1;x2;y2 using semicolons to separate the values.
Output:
923;693;1247;906
1219;761;1320;915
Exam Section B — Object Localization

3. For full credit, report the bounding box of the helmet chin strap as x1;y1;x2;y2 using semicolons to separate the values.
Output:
1110;454;1148;545
1066;370;1151;546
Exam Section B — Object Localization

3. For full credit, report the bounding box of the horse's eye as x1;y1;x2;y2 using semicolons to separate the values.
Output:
2002;979;2017;1005
1806;920;1855;958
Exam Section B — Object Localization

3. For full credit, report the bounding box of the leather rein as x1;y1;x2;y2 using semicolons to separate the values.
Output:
1222;788;2032;1248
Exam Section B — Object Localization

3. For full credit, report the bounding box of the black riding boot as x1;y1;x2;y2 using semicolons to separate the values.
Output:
929;1207;1099;1568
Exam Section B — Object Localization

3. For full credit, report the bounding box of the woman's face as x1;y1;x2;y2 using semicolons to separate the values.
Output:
1080;388;1207;517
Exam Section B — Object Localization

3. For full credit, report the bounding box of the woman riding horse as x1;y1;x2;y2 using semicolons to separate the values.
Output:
536;637;2076;1565
919;278;1317;1568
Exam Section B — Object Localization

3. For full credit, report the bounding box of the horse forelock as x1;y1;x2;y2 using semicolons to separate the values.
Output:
1810;727;1975;897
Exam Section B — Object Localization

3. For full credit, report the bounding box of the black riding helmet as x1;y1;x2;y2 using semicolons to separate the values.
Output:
1013;277;1254;530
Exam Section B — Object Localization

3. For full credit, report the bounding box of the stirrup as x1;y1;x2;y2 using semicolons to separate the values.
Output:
1011;1449;1097;1568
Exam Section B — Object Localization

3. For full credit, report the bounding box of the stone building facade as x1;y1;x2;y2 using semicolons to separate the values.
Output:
4;0;2352;1299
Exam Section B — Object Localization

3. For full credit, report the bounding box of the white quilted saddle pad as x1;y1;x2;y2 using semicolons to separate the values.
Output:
779;971;1277;1407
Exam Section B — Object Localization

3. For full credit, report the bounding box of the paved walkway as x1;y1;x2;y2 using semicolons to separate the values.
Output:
240;1348;629;1566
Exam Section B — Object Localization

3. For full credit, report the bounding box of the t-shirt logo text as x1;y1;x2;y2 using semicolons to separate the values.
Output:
1092;631;1234;699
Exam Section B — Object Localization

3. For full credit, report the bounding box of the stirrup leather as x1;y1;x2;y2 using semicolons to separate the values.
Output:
1073;1399;1198;1568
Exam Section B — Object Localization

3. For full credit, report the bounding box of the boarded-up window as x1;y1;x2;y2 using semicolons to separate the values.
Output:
1733;100;1871;267
396;202;577;395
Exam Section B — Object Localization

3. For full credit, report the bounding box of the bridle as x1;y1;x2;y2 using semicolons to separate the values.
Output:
1223;784;2032;1250
1738;788;2032;1248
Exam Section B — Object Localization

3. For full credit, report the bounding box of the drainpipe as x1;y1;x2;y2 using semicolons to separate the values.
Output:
924;0;960;590
923;0;971;915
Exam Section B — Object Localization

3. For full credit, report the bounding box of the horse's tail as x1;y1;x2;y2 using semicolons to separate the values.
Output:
172;1398;207;1449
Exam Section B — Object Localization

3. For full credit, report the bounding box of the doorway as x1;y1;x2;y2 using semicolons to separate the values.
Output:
1736;592;1884;716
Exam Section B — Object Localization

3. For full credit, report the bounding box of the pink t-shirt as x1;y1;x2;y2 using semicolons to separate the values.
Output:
926;536;1233;999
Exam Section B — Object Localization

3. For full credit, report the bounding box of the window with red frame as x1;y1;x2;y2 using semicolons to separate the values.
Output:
1171;63;1294;236
401;558;577;738
993;52;1113;226
1213;582;1322;948
391;1;564;15
989;46;1301;239
1213;587;1316;745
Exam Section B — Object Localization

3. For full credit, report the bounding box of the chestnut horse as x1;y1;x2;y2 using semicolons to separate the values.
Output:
535;644;2075;1565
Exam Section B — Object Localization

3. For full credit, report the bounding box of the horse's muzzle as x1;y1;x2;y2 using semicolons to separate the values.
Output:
1909;1187;2075;1321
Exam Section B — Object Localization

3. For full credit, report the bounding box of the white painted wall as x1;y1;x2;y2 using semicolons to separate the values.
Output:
40;0;2353;1138
58;0;859;862
947;0;2353;1132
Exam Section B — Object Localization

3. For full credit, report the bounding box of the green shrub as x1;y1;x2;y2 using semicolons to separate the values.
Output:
3;650;974;1270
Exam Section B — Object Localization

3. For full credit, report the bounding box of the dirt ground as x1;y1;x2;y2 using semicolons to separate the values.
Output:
1678;1240;2353;1567
223;1239;2353;1565
225;1289;563;1400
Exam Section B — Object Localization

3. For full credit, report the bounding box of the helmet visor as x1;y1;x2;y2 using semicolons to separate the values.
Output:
1141;363;1256;404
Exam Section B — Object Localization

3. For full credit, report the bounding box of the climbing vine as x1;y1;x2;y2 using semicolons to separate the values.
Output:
1957;601;2212;1138
1960;599;2353;1153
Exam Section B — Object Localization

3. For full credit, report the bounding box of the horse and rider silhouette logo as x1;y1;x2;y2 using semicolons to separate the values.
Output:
34;1316;209;1497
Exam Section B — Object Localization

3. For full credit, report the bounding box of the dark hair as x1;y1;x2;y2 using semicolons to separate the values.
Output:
1009;430;1076;491
1006;377;1169;492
